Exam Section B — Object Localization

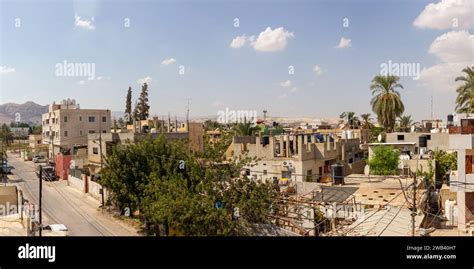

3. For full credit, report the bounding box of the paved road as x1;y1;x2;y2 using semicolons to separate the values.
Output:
6;154;139;236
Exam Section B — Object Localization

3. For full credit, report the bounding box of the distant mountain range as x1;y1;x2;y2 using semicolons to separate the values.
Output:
0;102;48;125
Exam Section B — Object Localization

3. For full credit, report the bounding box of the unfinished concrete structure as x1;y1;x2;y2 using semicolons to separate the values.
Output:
226;133;365;183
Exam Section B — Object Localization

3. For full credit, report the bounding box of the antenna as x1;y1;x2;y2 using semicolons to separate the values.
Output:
431;93;433;120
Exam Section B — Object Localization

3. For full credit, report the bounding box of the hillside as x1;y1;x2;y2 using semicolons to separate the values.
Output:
0;101;48;125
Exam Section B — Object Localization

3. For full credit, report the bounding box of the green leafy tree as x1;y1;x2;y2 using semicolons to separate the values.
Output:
125;86;133;124
203;120;224;131
370;75;405;132
433;149;457;182
368;146;400;175
101;134;279;236
136;83;150;120
0;124;13;146
454;66;474;113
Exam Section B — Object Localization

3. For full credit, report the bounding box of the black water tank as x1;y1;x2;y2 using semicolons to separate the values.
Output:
419;135;428;148
331;164;344;185
261;136;270;145
447;114;454;126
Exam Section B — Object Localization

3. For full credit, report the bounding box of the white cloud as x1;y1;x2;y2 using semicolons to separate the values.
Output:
419;62;466;92
335;37;352;49
278;93;288;99
413;0;473;30
161;58;177;66
428;30;474;63
0;66;15;74
418;30;474;92
251;27;294;52
137;76;153;84
313;65;323;75
279;80;292;87
230;35;247;49
289;87;298;93
74;14;95;30
77;80;85;85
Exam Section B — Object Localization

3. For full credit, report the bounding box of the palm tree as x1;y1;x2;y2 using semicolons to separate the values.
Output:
360;113;374;128
397;115;413;132
339;112;359;129
454;66;474;113
370;75;405;132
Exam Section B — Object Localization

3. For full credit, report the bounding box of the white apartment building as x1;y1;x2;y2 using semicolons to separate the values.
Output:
449;117;474;232
42;99;111;158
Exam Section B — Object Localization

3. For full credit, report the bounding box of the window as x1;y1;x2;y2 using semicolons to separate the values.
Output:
282;171;291;179
79;130;83;136
88;116;95;122
46;119;49;125
64;131;68;137
64;116;68;123
102;130;107;133
89;130;96;134
93;147;99;155
426;135;431;140
102;116;107;122
307;169;313;181
79;116;82;121
397;135;404;141
263;170;267;175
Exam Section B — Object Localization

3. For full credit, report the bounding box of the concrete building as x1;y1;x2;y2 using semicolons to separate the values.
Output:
86;122;204;174
448;118;474;232
28;134;44;153
386;132;450;152
41;99;111;159
226;133;365;184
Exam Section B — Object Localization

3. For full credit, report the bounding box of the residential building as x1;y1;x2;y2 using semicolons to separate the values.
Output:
41;99;111;159
86;122;204;174
448;118;474;232
386;132;450;152
28;134;43;152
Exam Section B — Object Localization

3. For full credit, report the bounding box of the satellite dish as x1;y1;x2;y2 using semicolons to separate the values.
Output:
377;134;382;142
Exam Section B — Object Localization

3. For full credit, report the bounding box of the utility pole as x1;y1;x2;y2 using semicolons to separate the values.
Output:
411;174;417;237
39;165;43;237
175;115;178;133
186;98;191;132
168;112;171;132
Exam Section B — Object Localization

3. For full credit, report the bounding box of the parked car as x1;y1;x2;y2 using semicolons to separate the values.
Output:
32;155;47;163
43;224;68;236
35;166;57;181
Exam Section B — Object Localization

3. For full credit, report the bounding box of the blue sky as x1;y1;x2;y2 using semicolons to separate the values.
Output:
1;0;472;121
